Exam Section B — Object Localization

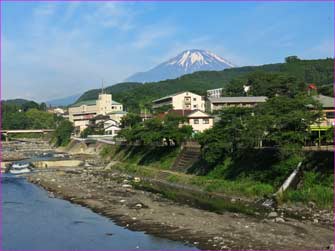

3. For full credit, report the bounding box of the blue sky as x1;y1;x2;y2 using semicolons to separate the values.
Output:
2;1;334;102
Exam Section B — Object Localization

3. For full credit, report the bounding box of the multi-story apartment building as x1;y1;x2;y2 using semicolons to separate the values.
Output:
69;93;123;132
206;96;267;113
152;91;205;111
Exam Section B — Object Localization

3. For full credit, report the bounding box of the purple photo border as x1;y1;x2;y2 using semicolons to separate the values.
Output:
0;0;334;251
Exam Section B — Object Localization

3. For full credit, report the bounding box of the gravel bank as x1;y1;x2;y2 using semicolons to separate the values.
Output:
28;166;333;250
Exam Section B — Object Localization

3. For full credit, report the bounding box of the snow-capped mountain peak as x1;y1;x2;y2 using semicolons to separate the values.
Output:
167;49;235;71
126;49;235;83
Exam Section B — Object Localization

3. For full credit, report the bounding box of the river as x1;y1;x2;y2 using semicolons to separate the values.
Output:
2;175;196;250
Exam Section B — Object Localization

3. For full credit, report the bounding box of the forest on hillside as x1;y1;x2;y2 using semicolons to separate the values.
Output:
77;57;333;113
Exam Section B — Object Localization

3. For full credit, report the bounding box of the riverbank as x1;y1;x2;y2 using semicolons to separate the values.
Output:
4;139;333;250
28;164;333;250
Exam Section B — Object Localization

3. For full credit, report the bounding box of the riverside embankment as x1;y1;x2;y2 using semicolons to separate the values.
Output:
5;139;334;250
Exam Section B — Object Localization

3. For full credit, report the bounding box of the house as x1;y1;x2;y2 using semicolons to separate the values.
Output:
187;110;214;133
207;88;223;98
206;96;267;112
88;115;122;137
152;91;205;111
103;119;121;137
47;107;68;118
311;94;334;128
69;93;123;132
158;109;214;133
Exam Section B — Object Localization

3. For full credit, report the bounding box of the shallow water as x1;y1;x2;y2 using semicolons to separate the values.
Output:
2;176;197;250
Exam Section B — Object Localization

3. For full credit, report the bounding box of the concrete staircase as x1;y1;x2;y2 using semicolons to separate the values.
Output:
172;141;201;172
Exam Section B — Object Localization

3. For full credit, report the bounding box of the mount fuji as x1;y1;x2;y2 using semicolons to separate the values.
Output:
125;49;236;83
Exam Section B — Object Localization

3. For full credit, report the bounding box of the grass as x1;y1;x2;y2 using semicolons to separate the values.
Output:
100;144;334;209
112;162;274;198
100;144;180;169
283;171;334;209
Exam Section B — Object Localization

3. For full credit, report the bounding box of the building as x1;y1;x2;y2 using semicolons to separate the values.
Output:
157;109;214;133
103;119;121;137
87;115;122;138
187;110;214;133
152;91;205;111
47;107;69;119
69;93;123;132
207;88;223;98
311;94;334;128
206;96;267;112
109;111;128;123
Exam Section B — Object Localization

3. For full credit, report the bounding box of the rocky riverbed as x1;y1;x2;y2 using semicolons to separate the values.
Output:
27;165;334;250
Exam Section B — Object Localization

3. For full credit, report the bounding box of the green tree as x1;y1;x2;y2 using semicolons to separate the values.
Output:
285;56;301;63
52;120;74;146
120;113;142;128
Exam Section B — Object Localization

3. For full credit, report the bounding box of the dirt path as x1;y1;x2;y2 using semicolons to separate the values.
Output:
27;166;333;250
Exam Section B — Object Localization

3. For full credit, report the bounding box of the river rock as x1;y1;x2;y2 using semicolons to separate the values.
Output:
308;201;316;208
122;184;132;189
268;212;278;218
135;203;142;209
275;217;285;223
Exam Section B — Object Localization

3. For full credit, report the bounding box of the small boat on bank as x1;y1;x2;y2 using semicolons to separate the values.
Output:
7;162;33;175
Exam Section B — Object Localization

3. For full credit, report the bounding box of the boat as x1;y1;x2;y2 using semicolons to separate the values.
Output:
7;162;33;174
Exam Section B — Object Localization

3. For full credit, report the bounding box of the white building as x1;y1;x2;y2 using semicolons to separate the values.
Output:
69;93;124;132
207;88;223;98
152;91;205;111
158;109;214;133
103;119;121;137
187;110;214;133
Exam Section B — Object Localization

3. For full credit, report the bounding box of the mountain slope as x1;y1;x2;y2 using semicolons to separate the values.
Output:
46;94;81;107
77;58;333;112
126;49;235;83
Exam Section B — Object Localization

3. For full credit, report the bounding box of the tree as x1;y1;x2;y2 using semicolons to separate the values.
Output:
118;114;192;147
120;113;142;128
52;120;74;146
197;95;321;177
285;56;301;63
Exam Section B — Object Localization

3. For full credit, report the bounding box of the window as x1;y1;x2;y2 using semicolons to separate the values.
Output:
203;119;209;124
193;105;197;108
194;119;199;124
193;98;197;101
326;112;335;119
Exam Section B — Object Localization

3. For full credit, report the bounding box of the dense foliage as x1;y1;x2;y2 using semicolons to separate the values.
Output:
2;100;56;130
52;120;74;146
197;95;321;184
118;114;192;146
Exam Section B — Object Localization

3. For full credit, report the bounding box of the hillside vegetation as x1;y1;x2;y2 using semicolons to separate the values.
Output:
77;58;333;112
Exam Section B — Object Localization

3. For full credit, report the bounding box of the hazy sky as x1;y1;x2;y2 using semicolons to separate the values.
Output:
2;1;334;102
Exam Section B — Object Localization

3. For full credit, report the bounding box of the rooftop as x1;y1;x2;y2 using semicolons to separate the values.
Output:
312;94;334;108
208;96;268;103
109;111;127;115
152;91;200;103
71;99;122;107
70;100;96;107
